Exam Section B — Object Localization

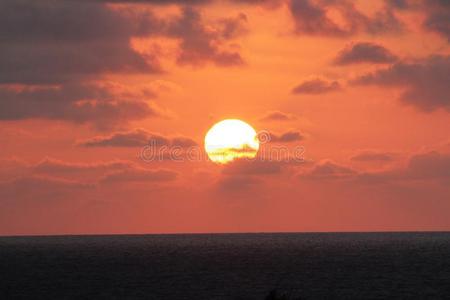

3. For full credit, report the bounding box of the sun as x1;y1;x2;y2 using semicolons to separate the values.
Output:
205;119;259;164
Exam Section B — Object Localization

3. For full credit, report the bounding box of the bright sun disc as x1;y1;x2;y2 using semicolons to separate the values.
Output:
205;119;259;164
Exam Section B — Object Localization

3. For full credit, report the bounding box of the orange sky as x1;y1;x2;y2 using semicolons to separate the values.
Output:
0;0;449;235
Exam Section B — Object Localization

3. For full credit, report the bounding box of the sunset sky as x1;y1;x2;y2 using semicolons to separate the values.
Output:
0;0;449;235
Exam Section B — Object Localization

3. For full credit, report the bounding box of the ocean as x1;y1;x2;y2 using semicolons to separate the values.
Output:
1;232;449;299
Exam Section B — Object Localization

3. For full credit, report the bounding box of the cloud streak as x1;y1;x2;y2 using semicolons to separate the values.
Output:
260;111;297;122
33;158;134;174
79;129;197;148
292;78;341;94
100;168;178;184
350;150;395;163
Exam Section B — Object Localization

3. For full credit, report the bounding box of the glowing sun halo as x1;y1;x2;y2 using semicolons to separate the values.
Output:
205;119;259;164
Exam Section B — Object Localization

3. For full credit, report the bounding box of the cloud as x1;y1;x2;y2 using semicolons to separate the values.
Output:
292;78;341;94
269;130;305;143
78;128;197;148
223;159;284;175
24;157;139;182
96;0;211;3
422;1;450;41
386;0;411;10
299;160;357;180
364;6;404;35
334;42;398;65
385;0;449;41
290;0;353;37
33;158;133;174
404;151;450;180
0;175;94;201
216;175;262;191
221;155;306;177
167;7;247;67
100;168;178;184
215;158;291;192
0;83;165;129
352;55;450;112
91;0;282;6
1;156;180;189
0;1;249;85
260;111;297;122
171;137;199;148
7;176;93;190
0;0;164;85
215;153;307;191
229;0;284;8
356;151;450;184
350;150;395;162
289;0;403;37
0;158;30;181
0;2;248;127
79;129;166;147
302;151;450;183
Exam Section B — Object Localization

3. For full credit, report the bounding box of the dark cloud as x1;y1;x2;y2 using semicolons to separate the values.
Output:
100;168;178;184
290;0;351;37
0;83;163;128
90;0;281;6
292;78;341;94
423;3;450;41
228;0;284;7
350;150;395;162
94;0;211;3
79;128;197;148
269;130;304;143
167;7;247;66
0;0;164;85
334;42;398;65
0;1;248;85
260;111;297;122
0;1;249;127
364;7;404;35
289;0;403;37
352;55;450;112
386;0;411;10
385;0;450;41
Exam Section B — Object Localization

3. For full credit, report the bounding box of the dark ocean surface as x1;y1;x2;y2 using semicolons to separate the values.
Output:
1;232;450;299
